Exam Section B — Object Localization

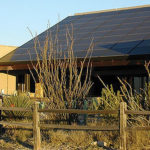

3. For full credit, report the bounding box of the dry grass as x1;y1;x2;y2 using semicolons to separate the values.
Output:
127;130;150;150
1;120;150;149
3;127;32;142
41;129;118;149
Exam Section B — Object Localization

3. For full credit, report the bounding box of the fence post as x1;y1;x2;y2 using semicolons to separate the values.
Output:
120;102;127;150
33;101;41;150
0;98;2;133
0;98;2;119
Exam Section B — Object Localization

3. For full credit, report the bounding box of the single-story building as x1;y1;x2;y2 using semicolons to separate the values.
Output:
0;5;150;97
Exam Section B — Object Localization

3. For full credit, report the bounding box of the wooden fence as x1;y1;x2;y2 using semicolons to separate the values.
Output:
0;100;150;150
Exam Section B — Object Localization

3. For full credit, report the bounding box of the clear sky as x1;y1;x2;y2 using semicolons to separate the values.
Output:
0;0;150;46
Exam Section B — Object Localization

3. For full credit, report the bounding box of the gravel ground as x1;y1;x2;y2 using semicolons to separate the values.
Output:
0;144;107;150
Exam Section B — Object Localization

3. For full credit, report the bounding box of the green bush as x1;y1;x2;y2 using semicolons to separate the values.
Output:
100;84;123;110
3;93;33;118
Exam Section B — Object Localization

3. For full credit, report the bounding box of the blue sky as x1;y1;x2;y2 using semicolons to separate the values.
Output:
0;0;150;46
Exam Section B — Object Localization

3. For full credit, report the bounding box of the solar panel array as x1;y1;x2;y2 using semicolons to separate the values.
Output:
1;5;150;63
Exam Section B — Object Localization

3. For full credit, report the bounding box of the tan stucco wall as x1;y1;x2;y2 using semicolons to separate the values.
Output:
0;45;17;95
0;45;17;58
0;73;16;95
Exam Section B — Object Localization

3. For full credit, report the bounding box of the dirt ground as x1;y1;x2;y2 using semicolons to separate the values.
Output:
0;140;111;150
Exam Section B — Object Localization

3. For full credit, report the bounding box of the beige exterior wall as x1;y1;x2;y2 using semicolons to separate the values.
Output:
0;73;16;95
0;45;17;58
0;45;17;95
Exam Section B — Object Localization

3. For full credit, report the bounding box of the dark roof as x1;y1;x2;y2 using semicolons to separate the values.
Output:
1;5;150;64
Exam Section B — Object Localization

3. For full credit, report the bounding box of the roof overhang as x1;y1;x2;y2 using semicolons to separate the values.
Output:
0;55;148;71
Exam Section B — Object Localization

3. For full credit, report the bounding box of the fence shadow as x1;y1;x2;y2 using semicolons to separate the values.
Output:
17;139;33;149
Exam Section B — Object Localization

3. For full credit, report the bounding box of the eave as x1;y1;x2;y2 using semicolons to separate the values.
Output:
0;55;148;71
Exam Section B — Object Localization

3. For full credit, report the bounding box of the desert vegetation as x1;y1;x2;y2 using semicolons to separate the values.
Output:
1;75;150;149
0;27;150;150
2;93;33;118
29;25;93;111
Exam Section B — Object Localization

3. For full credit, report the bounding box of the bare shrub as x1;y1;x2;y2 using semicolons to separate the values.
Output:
29;25;93;110
98;61;150;149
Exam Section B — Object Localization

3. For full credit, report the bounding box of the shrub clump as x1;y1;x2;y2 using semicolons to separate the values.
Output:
3;93;33;118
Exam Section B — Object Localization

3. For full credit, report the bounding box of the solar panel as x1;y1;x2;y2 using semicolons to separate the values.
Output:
1;5;150;63
130;46;150;55
95;43;114;49
95;35;123;43
139;20;150;27
137;39;150;47
90;49;127;57
118;7;150;14
9;53;32;62
108;47;132;54
112;40;141;49
130;10;150;17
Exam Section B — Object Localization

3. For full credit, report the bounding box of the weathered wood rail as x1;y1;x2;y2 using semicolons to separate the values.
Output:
0;100;150;150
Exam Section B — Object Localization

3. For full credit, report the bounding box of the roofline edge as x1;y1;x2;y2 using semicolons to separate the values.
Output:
74;4;150;16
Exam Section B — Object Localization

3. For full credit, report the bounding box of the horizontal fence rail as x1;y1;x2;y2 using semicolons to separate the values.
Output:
38;108;119;114
0;107;32;112
125;110;150;115
0;121;32;128
40;124;119;131
126;126;150;131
